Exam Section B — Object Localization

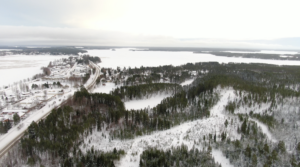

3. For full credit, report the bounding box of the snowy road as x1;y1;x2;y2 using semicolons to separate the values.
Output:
0;90;76;158
0;61;98;158
84;61;100;90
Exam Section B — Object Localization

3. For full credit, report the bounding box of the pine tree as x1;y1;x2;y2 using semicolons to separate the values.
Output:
224;119;228;128
271;149;278;161
214;133;216;142
245;145;251;158
4;120;11;133
13;113;20;125
0;121;5;134
278;140;286;153
241;120;247;134
252;154;257;166
264;143;270;154
290;155;297;167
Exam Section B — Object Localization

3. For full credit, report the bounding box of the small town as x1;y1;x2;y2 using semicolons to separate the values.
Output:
0;55;101;131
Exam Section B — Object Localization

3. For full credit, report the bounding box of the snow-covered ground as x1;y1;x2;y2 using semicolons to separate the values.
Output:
82;117;236;167
124;93;172;110
87;49;300;70
81;88;242;167
249;118;277;142
93;83;173;110
212;149;234;167
0;55;69;87
221;90;278;143
180;78;194;86
93;83;117;94
80;87;282;167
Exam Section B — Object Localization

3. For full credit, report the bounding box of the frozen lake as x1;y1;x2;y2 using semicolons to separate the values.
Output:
88;48;300;69
0;55;68;87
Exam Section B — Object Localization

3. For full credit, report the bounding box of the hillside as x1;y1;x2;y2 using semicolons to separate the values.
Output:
1;62;300;166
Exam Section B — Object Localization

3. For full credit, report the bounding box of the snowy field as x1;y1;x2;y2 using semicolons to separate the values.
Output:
93;83;173;110
0;55;69;87
124;93;172;110
87;49;300;70
93;83;117;94
212;149;233;167
180;78;195;86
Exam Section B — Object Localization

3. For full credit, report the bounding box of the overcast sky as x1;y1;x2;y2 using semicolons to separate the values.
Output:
1;0;300;49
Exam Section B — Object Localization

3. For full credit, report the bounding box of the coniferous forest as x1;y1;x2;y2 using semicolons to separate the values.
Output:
2;62;300;166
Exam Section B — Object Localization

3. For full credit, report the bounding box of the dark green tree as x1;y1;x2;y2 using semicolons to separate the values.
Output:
245;145;251;158
241;120;247;134
278;141;286;153
4;120;12;133
0;121;5;134
224;119;228;128
264;143;270;154
13;113;20;125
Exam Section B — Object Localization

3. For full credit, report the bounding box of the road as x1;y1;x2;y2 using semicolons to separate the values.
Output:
0;61;100;159
84;60;101;91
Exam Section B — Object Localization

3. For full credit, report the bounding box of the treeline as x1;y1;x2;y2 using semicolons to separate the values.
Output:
125;73;161;85
10;47;87;55
74;88;125;111
187;62;300;89
195;74;299;102
64;148;125;167
208;51;300;61
125;65;192;84
122;62;300;93
140;144;219;167
123;62;300;89
77;55;101;64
